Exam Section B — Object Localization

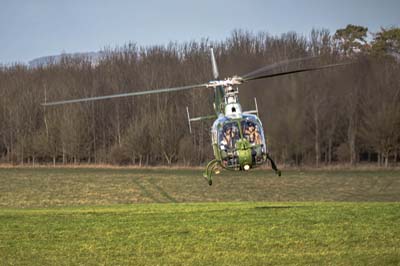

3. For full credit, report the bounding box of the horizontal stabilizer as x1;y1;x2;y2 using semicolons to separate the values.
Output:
186;107;216;133
243;98;259;116
243;110;258;114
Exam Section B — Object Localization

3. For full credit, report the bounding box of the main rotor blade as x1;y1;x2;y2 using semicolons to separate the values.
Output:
241;56;318;80
42;83;209;106
242;62;351;82
210;47;219;79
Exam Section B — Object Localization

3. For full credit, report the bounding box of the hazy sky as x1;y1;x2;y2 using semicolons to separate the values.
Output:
0;0;399;64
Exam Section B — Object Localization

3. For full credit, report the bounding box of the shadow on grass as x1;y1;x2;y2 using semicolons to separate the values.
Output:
254;206;310;210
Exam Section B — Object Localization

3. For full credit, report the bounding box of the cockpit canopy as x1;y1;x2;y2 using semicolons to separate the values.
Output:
211;114;266;149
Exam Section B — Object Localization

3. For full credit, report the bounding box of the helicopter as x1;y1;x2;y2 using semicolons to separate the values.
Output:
43;48;348;185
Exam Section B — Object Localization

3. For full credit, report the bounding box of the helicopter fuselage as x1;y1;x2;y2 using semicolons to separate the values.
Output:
201;82;279;185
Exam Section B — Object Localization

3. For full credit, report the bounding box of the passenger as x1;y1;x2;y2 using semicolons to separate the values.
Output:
254;127;262;145
249;131;255;143
244;122;256;144
245;122;262;145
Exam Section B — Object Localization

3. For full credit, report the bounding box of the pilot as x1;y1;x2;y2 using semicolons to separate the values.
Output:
231;126;240;147
221;126;232;148
221;125;240;149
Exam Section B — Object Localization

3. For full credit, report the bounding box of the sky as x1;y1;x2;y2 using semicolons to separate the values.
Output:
0;0;399;64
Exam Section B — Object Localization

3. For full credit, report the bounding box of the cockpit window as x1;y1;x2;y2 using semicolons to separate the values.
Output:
241;119;263;145
219;121;240;150
214;115;266;152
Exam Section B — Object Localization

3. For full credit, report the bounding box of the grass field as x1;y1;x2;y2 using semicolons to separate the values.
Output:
1;167;400;265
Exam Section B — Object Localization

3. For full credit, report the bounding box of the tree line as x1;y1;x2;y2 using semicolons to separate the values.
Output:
0;25;399;167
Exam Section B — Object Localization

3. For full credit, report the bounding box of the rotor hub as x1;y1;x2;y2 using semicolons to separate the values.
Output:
206;76;243;88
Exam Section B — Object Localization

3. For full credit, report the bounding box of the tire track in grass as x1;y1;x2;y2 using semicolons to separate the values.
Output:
148;178;178;203
131;177;160;203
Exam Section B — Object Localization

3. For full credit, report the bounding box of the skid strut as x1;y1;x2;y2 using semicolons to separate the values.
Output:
203;159;220;186
266;154;281;176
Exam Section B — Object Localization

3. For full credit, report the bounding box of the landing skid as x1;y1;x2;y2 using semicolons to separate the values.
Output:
203;156;281;185
203;159;220;186
267;154;281;176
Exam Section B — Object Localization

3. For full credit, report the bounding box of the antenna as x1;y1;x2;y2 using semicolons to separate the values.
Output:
186;106;192;134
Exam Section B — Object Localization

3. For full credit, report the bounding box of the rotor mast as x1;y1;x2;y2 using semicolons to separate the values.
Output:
206;76;244;118
209;47;246;117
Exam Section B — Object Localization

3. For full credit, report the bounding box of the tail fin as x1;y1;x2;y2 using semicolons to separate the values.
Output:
210;47;219;80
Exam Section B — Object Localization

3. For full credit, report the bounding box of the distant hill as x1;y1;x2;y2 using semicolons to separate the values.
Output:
29;51;104;68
